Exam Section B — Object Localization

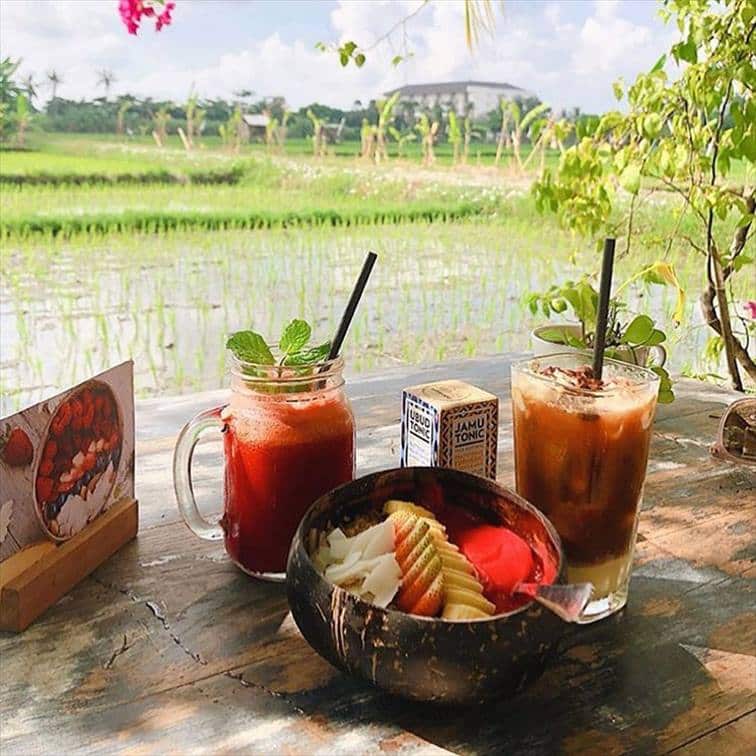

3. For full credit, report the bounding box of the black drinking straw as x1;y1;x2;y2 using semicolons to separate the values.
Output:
328;251;378;360
592;238;616;380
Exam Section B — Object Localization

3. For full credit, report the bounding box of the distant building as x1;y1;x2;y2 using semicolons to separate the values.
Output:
384;80;533;115
242;113;270;141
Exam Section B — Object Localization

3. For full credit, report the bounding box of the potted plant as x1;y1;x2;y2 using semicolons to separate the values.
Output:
526;263;684;403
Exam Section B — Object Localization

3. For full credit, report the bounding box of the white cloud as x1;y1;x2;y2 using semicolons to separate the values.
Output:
131;33;377;106
1;0;128;97
595;0;622;20
574;7;652;75
0;0;675;113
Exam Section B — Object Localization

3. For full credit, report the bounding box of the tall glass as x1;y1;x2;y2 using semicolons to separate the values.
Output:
174;354;355;580
511;353;659;622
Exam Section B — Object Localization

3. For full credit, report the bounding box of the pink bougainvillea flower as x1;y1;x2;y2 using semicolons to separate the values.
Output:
119;0;174;35
744;301;756;319
156;2;175;31
119;0;139;35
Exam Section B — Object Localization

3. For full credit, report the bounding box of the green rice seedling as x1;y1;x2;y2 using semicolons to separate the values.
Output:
1;190;747;413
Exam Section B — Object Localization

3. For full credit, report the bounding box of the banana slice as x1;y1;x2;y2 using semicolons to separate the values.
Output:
443;568;484;593
445;587;496;614
384;499;446;533
385;499;436;520
442;604;491;620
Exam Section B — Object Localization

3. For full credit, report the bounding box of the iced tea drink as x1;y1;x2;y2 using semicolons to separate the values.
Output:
511;353;658;622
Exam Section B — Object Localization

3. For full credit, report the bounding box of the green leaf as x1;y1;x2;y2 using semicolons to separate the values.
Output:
551;298;568;314
576;281;598;327
732;254;753;271
673;37;697;64
538;327;570;345
597;111;623;136
354;53;366;67
641;262;685;324
619;164;641;194
283;341;331;366
612;80;624;101
643;113;662;139
645;328;666;346
564;332;587;349
280;319;312;356
226;331;275;365
391;55;403;67
650;54;667;73
651;366;674;403
623;315;654;345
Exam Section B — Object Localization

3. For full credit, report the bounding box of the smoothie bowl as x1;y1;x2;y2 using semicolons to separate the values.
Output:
286;467;566;704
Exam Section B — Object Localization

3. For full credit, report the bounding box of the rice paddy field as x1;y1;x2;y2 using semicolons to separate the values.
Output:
0;134;750;415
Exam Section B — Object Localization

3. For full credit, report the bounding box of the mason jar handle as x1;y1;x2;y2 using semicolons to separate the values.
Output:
173;405;225;541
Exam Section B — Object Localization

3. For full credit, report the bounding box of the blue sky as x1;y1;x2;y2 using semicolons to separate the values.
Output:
0;0;675;112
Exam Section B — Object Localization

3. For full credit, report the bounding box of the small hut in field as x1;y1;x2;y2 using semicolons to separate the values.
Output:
242;113;270;142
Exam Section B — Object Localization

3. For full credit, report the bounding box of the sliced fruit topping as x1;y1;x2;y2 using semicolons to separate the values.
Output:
445;587;496;614
385;499;446;534
454;524;535;597
396;521;431;566
387;499;494;619
436;546;477;576
443;568;484;593
442;604;491;621
389;510;444;617
409;571;445;616
318;520;401;608
385;499;436;521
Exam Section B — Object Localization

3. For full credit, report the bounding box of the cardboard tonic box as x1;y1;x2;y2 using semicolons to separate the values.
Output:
400;379;498;479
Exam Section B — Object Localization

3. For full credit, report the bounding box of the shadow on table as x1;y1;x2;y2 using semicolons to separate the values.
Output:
286;568;753;754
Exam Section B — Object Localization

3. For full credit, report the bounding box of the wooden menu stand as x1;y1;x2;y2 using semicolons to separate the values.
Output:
0;497;138;632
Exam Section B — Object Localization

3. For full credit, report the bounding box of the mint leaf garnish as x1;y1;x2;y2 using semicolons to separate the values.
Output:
227;321;329;374
283;341;331;366
280;319;312;359
226;330;275;365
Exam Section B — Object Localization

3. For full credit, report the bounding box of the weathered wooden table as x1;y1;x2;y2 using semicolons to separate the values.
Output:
1;355;754;755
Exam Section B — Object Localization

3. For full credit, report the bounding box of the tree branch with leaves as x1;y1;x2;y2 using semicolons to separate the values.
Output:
533;0;755;389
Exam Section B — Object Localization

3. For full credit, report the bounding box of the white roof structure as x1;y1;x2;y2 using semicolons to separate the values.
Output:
243;114;270;127
384;80;535;115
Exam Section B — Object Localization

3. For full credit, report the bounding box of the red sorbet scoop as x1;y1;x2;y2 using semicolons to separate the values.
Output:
455;524;535;598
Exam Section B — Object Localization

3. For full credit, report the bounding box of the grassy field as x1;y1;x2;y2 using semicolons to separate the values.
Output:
0;133;749;412
1;136;518;237
5;131;560;168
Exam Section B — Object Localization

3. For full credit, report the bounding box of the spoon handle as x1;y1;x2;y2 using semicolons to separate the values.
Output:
516;582;594;623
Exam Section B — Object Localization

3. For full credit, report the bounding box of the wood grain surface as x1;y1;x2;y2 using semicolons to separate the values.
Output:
1;355;754;755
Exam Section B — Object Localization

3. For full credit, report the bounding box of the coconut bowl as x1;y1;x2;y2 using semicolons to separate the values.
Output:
286;467;566;705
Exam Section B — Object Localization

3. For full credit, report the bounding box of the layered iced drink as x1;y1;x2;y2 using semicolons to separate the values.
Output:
511;353;658;621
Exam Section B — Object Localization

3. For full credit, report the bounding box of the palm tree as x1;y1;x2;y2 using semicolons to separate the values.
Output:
232;89;254;106
15;93;30;147
21;73;38;103
116;98;132;136
97;69;116;100
46;69;62;100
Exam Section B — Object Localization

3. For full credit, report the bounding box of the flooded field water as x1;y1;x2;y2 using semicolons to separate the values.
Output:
0;222;723;416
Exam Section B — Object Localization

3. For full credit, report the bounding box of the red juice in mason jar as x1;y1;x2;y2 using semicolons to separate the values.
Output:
174;353;355;580
222;392;354;574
